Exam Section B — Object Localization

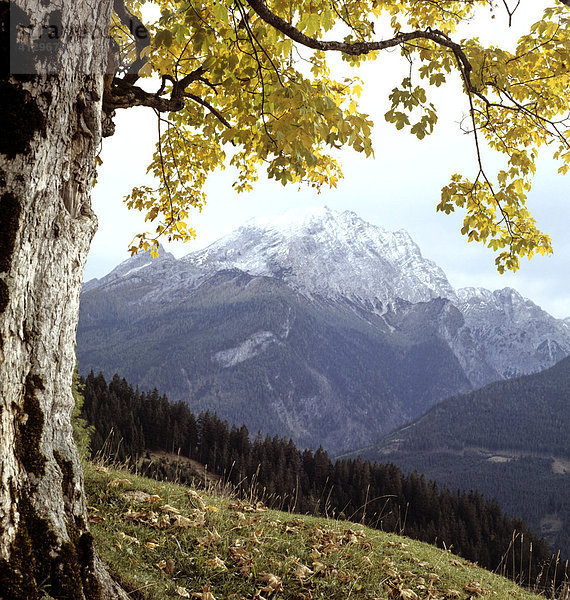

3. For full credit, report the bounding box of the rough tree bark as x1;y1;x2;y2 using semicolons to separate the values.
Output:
0;0;126;597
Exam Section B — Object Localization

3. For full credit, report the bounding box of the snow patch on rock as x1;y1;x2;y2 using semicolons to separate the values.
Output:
213;331;282;368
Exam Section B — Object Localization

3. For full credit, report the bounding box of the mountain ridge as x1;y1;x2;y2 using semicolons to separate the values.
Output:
79;206;570;454
179;206;457;306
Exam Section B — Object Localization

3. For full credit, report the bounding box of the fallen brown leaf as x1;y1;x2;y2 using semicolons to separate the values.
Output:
248;530;263;544
165;559;175;576
108;478;132;488
117;532;140;545
171;512;205;528
259;573;282;594
123;509;146;522
205;556;228;570
399;588;419;600
155;560;167;572
145;494;162;502
156;559;175;576
187;489;206;510
311;560;327;575
338;571;357;584
293;562;313;580
464;582;488;595
197;528;222;547
160;504;181;515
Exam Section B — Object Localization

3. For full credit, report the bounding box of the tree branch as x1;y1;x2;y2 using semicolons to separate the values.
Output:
185;94;233;128
104;78;185;111
244;0;480;98
113;0;151;84
500;0;521;27
104;67;207;112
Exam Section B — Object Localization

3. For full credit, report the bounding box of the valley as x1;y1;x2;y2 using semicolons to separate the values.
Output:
350;356;570;556
78;206;570;561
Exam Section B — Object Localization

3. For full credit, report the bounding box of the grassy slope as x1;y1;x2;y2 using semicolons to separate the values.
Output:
85;464;548;600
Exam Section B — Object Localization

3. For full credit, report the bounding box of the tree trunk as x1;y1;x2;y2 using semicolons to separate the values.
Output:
0;1;126;597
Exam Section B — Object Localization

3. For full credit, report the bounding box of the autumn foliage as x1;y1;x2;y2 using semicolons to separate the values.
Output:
104;1;570;271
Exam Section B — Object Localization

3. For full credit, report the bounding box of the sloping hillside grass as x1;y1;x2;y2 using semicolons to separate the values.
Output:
84;464;556;600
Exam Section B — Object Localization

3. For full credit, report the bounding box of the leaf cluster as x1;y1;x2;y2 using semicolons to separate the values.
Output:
109;1;570;270
118;0;375;253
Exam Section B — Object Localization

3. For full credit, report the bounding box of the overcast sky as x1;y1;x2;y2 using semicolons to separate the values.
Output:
85;4;570;319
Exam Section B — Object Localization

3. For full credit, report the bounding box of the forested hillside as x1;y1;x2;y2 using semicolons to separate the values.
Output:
80;371;565;588
355;356;570;557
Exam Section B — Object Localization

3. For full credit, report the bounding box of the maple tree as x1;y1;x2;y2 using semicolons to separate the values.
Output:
106;0;570;272
2;0;570;597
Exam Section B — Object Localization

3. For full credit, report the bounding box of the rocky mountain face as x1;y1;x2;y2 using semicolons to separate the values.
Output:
456;287;570;379
78;207;570;454
186;207;456;305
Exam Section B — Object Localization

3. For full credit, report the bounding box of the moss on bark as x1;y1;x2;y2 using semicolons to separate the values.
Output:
0;495;102;599
0;80;47;159
14;374;47;477
0;192;21;273
54;450;75;501
0;279;8;316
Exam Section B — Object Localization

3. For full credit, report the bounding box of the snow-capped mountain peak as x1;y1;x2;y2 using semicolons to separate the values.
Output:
83;243;175;292
79;205;570;452
184;206;456;305
457;285;570;378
